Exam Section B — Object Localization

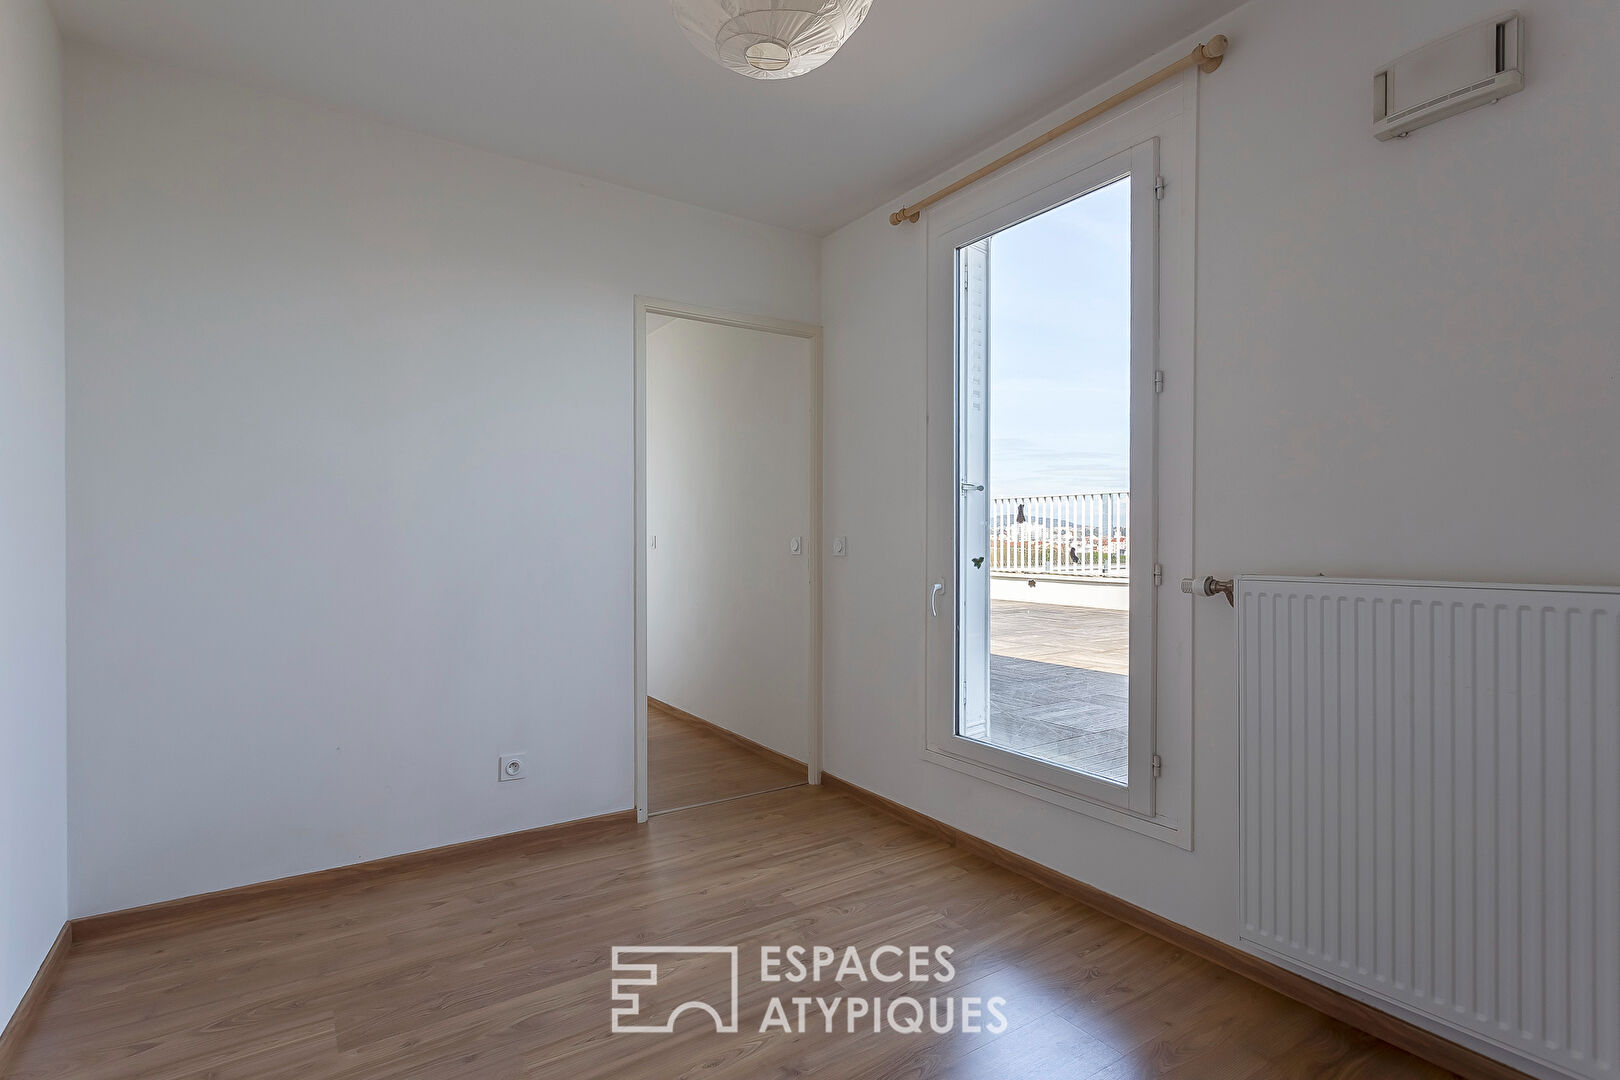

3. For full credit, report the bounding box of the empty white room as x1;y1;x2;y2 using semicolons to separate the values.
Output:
1;1;1616;1079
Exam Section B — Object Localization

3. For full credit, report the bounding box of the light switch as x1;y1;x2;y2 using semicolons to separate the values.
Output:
790;536;803;556
833;536;848;557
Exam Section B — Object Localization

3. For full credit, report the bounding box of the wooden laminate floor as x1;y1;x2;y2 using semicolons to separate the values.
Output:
647;701;806;813
10;766;1455;1079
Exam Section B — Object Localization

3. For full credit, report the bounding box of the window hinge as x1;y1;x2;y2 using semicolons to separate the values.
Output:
1152;563;1163;586
1152;754;1163;777
1155;176;1166;200
1153;370;1165;394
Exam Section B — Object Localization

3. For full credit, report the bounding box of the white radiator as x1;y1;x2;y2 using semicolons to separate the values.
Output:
1238;577;1620;1080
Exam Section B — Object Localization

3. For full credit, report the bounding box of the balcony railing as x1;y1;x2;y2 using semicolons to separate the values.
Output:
989;491;1129;578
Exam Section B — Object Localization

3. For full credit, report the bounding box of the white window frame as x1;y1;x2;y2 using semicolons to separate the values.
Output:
945;142;1160;814
922;75;1196;847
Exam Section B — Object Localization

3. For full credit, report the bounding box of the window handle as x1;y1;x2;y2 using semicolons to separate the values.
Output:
930;581;945;617
960;481;984;493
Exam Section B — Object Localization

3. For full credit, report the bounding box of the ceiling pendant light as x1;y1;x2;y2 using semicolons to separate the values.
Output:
673;0;873;81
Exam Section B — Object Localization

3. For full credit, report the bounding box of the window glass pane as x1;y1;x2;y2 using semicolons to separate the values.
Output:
958;177;1132;785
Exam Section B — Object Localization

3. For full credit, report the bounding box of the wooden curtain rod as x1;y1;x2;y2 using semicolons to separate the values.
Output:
889;35;1229;226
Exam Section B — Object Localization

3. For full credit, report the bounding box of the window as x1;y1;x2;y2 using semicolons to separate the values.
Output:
923;80;1194;843
955;156;1153;811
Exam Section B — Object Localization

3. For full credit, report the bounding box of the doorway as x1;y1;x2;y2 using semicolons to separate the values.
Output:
633;300;822;819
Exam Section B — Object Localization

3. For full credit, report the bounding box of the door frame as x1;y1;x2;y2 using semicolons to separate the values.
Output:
633;297;824;822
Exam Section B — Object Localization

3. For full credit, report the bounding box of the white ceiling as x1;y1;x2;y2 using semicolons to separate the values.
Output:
50;0;1246;235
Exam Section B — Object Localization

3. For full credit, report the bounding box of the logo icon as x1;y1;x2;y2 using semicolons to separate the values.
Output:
610;946;740;1034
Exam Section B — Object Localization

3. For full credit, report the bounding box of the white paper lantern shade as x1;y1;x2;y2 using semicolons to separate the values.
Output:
673;0;874;80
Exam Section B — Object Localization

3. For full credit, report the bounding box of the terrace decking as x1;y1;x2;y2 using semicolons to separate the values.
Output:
987;599;1129;783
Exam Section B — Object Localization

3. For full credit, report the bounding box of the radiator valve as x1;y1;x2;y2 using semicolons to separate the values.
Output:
1181;575;1235;606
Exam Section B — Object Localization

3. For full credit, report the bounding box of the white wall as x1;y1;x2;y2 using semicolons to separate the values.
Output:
822;0;1620;943
63;46;819;917
647;318;814;764
0;0;67;1033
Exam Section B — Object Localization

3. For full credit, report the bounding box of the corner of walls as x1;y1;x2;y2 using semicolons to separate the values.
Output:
0;0;69;1034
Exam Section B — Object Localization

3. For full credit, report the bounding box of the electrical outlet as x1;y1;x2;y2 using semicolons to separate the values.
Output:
499;754;526;782
833;536;848;557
